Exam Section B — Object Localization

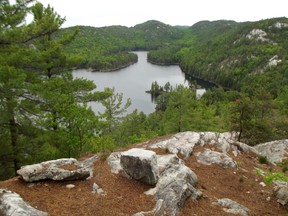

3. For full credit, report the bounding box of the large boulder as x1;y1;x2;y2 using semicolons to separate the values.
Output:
17;158;90;182
196;148;237;168
120;148;159;185
146;154;200;216
0;189;48;216
254;139;288;164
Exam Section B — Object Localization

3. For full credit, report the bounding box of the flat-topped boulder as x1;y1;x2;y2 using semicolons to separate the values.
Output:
0;189;48;216
120;148;159;185
17;158;91;182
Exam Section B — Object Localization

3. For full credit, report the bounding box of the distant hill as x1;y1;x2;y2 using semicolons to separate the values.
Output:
178;17;288;92
61;17;288;94
61;20;183;71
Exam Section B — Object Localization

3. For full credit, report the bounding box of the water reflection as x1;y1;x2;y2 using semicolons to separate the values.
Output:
73;51;188;115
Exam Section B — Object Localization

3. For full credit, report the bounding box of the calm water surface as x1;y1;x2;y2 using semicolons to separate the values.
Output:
73;51;188;114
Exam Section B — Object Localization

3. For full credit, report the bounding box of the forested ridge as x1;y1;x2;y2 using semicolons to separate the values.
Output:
1;0;288;181
61;20;182;71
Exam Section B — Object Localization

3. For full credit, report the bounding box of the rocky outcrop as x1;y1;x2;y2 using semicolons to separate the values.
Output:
145;154;200;216
120;148;159;185
5;131;288;215
17;158;91;182
274;181;288;206
133;199;165;216
254;140;288;164
0;189;48;216
118;148;200;216
150;163;200;216
107;152;122;174
148;131;243;158
148;131;201;159
213;198;250;216
196;148;237;168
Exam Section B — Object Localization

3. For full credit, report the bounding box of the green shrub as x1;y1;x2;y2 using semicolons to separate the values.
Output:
263;172;288;185
259;155;268;164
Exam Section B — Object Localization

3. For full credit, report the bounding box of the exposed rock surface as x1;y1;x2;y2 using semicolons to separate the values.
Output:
196;148;237;168
107;152;122;174
17;158;91;182
0;189;48;216
133;199;165;216
254;139;288;164
148;131;263;159
120;148;158;185
246;29;269;42
213;198;250;216
146;155;200;216
118;148;200;216
3;131;288;215
148;131;201;159
274;22;288;29
274;181;288;206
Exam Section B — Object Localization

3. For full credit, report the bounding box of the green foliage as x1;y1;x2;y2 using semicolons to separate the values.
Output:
147;46;181;64
178;18;288;92
256;168;288;185
150;85;229;134
1;1;288;182
84;136;116;153
0;1;111;179
264;172;288;185
59;20;183;71
259;156;268;164
99;87;131;133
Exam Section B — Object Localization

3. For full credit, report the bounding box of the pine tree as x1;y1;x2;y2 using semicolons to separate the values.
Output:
0;1;110;179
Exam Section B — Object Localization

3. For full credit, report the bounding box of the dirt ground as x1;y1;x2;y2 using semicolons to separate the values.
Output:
0;137;288;216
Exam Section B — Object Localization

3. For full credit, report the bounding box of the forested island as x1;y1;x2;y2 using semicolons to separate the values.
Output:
1;0;288;181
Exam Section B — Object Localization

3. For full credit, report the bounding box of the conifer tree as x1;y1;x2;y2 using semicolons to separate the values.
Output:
0;1;110;179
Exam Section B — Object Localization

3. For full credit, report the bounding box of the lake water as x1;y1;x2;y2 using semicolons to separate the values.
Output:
73;51;188;114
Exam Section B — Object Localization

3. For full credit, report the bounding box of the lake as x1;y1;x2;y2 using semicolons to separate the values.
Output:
73;51;188;115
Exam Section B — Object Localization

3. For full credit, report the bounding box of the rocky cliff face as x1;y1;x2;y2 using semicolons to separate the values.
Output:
1;131;288;216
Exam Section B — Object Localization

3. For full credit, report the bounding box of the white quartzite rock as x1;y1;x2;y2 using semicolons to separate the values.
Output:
213;198;250;216
146;154;200;216
120;148;158;185
133;199;165;216
149;132;201;158
107;152;122;174
148;131;241;158
254;139;288;164
0;189;48;216
17;158;90;182
196;148;237;168
274;181;288;206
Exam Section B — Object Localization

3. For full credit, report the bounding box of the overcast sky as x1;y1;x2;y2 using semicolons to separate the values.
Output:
38;0;287;28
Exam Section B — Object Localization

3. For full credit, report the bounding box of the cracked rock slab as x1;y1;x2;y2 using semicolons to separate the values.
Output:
17;158;90;182
213;198;250;216
196;148;237;168
0;189;48;216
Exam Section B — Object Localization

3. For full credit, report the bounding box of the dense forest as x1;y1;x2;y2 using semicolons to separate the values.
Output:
1;0;288;180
